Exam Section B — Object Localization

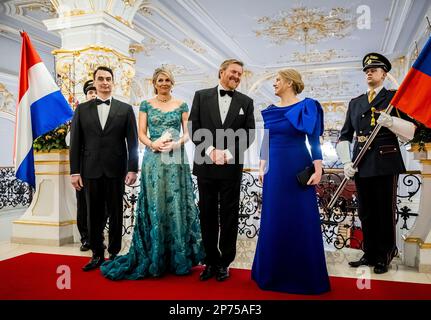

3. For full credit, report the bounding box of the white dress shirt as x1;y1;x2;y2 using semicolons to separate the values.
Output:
96;96;112;130
205;84;234;161
367;85;384;99
217;84;233;124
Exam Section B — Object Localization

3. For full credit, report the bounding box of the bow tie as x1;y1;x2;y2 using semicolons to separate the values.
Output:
220;89;234;97
95;98;110;105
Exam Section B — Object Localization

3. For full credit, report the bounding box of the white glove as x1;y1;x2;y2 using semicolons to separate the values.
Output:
388;117;416;142
65;131;71;147
336;140;357;179
343;162;357;179
377;112;416;142
377;112;393;128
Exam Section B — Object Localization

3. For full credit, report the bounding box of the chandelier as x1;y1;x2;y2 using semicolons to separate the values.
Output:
255;7;353;45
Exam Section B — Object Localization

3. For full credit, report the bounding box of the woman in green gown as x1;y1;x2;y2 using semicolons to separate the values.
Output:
101;68;204;280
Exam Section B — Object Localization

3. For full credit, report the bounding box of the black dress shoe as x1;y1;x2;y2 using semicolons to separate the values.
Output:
216;267;230;282
82;256;104;271
80;243;90;252
109;254;117;260
348;257;374;268
374;262;389;274
199;265;215;281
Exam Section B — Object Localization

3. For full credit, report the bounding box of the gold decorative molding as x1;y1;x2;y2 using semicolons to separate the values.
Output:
242;70;254;78
320;101;348;131
138;5;153;16
286;49;353;64
129;43;145;55
255;7;353;45
300;69;362;100
123;0;137;7
52;46;135;63
182;38;207;54
403;236;423;244
35;150;69;155
0;82;16;116
407;143;431;152
13;220;76;227
136;37;170;56
35;171;70;175
53;45;136;99
62;9;88;17
419;242;431;249
390;56;407;82
114;15;132;28
25;0;57;17
34;160;70;165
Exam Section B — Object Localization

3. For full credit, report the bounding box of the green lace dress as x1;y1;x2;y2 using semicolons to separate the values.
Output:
100;100;205;280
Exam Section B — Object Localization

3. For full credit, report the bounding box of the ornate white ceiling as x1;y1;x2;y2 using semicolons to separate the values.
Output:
1;0;430;124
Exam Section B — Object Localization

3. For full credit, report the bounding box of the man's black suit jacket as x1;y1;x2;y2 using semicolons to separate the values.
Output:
69;98;139;179
189;86;255;180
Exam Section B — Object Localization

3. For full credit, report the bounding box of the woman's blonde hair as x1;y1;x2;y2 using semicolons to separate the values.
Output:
152;67;175;94
278;69;304;94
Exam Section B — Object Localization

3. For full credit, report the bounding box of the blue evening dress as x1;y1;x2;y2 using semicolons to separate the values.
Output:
251;98;331;294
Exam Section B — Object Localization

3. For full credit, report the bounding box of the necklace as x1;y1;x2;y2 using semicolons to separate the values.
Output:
156;95;171;103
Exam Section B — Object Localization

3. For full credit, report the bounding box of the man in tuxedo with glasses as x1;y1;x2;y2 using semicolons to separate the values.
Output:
70;66;139;271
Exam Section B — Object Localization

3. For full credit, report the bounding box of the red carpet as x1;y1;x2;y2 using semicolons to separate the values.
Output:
1;253;430;300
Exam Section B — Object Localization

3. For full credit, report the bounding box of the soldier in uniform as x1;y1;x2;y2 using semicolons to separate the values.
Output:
336;53;416;274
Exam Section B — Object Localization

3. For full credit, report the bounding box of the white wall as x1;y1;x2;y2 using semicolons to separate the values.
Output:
0;118;15;166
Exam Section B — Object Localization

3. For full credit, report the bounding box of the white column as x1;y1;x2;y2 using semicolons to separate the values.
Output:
12;151;76;245
403;144;431;273
43;0;144;103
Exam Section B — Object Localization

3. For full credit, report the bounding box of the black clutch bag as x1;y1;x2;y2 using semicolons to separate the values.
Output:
296;166;314;186
296;166;324;186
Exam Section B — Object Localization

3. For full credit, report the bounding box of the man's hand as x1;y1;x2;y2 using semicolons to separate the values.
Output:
210;149;226;165
343;162;357;179
125;172;137;186
71;175;83;191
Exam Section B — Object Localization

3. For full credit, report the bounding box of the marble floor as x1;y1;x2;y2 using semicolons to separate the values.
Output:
1;209;431;285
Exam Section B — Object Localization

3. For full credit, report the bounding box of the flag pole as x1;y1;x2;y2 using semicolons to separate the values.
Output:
327;71;401;211
327;104;394;211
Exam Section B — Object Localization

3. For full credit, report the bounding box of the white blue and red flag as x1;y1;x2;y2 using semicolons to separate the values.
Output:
391;36;431;128
14;32;73;188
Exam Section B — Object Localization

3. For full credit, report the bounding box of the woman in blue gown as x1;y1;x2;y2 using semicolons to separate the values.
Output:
251;69;330;294
101;68;204;280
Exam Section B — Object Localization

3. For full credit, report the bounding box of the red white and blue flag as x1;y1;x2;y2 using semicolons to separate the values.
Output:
391;36;431;128
14;32;73;188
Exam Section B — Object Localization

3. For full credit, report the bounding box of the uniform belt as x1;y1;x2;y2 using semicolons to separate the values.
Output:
356;135;368;143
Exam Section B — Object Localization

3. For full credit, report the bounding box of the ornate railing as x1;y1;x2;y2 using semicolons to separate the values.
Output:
0;166;420;251
0;167;33;210
122;169;421;251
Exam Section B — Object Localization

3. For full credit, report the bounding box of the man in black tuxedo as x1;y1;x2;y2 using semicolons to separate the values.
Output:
189;59;255;281
70;66;139;271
